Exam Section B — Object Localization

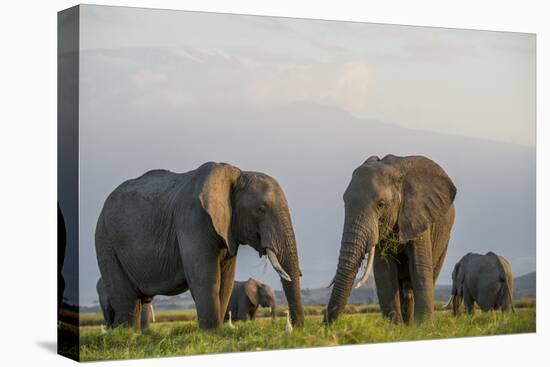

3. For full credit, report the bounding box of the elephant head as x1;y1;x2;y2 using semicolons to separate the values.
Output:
325;155;456;323
197;163;304;326
245;278;277;319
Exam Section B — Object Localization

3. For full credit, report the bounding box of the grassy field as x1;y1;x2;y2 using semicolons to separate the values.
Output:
75;301;536;361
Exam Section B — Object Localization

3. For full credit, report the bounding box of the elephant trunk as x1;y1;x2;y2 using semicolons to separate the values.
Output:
325;211;377;324
270;301;277;320
325;237;367;324
279;237;305;327
266;222;304;327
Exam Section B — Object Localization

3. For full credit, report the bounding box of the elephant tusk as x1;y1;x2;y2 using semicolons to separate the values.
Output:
355;247;375;289
443;295;453;309
150;304;156;323
267;249;292;282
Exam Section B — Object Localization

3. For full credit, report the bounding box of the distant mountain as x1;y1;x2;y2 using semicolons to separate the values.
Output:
81;272;535;312
274;271;536;305
513;272;536;299
78;95;536;304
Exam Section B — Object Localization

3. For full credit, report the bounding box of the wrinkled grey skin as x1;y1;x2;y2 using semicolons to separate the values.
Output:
326;155;456;324
96;277;154;330
95;162;304;331
225;278;277;322
451;252;514;315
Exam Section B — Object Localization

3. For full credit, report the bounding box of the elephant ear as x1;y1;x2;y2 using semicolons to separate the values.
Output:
398;156;457;243
244;279;259;306
198;162;241;256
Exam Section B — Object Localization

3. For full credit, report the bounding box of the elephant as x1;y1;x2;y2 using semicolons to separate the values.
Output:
225;278;277;322
449;252;514;315
95;162;304;331
58;203;66;310
96;277;155;330
326;154;456;324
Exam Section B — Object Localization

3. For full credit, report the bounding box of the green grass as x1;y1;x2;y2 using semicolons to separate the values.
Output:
379;225;402;257
77;305;536;361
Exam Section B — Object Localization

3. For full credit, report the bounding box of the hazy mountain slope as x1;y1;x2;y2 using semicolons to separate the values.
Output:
513;272;536;299
80;271;533;311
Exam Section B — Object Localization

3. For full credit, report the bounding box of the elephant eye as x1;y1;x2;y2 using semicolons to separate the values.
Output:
377;200;386;208
258;205;267;214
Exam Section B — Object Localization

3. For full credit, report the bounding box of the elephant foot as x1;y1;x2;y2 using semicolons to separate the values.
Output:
387;311;404;324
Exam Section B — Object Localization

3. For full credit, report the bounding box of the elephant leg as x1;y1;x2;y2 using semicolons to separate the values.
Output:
188;268;222;329
407;237;435;322
477;289;496;312
498;285;512;312
373;252;403;323
140;301;153;330
112;297;142;332
98;290;115;327
452;294;463;316
218;254;237;321
180;236;226;329
464;292;475;315
102;303;115;328
237;299;251;321
400;280;415;325
101;262;142;331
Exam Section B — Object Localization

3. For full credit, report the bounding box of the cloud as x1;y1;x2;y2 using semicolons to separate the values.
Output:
245;61;370;116
172;48;203;63
80;43;534;146
87;47;372;118
131;69;168;88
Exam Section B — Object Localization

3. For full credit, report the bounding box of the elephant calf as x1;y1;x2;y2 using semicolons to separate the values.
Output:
225;278;277;322
449;252;514;315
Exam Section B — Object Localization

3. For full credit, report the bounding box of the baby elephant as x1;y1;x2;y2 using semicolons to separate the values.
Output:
97;278;155;330
449;252;514;315
225;278;277;322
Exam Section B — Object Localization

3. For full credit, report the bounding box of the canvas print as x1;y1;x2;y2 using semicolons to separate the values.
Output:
57;4;536;362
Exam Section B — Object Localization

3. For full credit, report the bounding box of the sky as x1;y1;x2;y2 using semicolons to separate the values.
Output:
72;5;535;305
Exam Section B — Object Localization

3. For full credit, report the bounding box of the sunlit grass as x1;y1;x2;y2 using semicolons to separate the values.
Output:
78;306;535;361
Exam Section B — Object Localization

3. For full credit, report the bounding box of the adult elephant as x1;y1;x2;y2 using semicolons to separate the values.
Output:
96;162;304;331
97;277;155;330
326;155;456;324
225;278;277;322
449;252;514;315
